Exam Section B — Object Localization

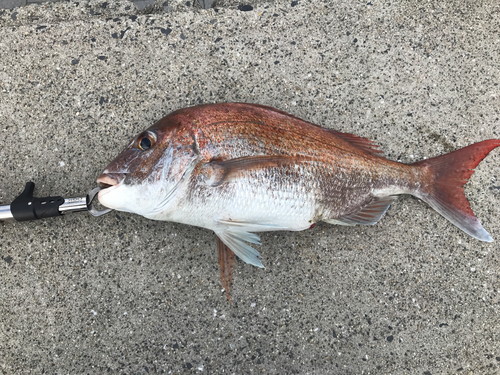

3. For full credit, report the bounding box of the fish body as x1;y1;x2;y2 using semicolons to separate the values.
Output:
97;103;499;271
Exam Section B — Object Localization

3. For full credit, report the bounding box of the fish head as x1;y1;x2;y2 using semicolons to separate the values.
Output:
96;118;199;218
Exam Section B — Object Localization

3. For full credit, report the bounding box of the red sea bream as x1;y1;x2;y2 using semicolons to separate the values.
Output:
96;103;500;299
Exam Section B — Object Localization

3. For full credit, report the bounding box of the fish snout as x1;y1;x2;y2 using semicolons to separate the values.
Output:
96;173;126;189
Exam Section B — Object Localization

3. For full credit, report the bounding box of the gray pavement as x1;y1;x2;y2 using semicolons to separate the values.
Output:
1;0;500;373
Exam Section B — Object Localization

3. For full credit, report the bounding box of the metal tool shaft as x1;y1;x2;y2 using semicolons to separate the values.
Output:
0;196;88;221
0;183;111;221
58;197;88;213
0;205;12;221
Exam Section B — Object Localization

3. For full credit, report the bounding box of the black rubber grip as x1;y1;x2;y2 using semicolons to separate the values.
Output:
11;182;64;221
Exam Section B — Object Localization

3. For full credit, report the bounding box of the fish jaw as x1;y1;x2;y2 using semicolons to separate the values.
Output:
97;173;166;217
96;149;200;220
97;172;129;211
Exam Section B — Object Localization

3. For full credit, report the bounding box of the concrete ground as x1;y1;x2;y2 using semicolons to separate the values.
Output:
1;0;500;373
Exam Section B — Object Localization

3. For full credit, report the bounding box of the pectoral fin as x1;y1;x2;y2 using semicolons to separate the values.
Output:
217;237;235;303
205;155;315;187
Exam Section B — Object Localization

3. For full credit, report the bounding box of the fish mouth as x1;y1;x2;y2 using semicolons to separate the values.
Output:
96;173;126;192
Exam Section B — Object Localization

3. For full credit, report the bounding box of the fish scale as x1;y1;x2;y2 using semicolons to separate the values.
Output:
173;165;313;231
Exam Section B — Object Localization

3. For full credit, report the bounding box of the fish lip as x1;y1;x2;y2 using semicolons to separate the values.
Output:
96;173;126;192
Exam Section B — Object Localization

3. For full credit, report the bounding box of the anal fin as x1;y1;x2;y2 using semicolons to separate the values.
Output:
323;218;356;226
217;237;235;304
324;196;396;226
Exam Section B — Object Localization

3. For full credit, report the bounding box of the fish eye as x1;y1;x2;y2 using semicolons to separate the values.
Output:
137;131;157;151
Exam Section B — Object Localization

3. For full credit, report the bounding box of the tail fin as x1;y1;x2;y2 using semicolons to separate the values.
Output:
412;139;500;242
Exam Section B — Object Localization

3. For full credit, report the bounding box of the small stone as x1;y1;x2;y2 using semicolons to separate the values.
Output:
238;5;253;11
160;27;172;36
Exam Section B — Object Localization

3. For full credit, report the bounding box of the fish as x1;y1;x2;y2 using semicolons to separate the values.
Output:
97;102;500;301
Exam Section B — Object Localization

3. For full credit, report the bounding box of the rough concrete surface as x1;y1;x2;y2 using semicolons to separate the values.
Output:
1;0;500;373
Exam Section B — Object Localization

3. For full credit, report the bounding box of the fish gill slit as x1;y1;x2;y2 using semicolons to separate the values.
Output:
191;133;201;156
153;154;202;215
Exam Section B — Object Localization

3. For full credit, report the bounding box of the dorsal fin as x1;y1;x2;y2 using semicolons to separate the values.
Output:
325;129;383;156
233;103;383;156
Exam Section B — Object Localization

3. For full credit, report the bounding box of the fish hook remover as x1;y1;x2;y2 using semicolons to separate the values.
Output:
0;182;111;221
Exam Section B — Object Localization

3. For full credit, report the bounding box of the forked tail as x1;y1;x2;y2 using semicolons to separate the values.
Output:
412;139;500;242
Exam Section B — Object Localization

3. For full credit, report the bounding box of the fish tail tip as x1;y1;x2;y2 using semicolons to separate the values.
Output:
483;233;493;243
468;226;493;242
413;140;499;242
